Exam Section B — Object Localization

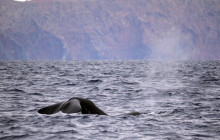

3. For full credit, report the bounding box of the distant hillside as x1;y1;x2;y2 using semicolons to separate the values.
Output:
0;0;220;60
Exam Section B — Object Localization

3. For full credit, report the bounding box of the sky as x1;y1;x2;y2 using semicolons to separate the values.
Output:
13;0;31;2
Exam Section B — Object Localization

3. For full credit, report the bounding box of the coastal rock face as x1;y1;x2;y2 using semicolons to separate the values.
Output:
0;19;64;60
0;0;220;60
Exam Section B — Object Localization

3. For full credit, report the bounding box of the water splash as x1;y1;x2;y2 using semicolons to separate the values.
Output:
150;27;194;60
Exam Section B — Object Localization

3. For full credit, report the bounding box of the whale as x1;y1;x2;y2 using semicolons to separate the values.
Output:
38;97;107;115
38;97;140;116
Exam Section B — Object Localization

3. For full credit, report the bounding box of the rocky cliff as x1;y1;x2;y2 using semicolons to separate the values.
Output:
0;0;220;60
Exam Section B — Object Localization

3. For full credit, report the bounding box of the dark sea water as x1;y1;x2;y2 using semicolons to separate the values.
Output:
0;61;220;140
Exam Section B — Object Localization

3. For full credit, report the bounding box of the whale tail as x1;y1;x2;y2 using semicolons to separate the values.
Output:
38;99;82;115
38;97;140;116
38;102;65;115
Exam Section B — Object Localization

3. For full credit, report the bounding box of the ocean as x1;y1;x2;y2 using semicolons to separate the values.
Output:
0;60;220;139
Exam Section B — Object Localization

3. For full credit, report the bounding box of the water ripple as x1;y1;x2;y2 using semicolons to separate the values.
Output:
0;60;220;139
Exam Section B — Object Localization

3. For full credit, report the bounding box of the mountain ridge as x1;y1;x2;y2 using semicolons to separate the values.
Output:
0;0;220;60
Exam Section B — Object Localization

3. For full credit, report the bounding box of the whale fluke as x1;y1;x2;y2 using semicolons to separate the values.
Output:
38;97;140;116
38;97;107;115
38;101;65;115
